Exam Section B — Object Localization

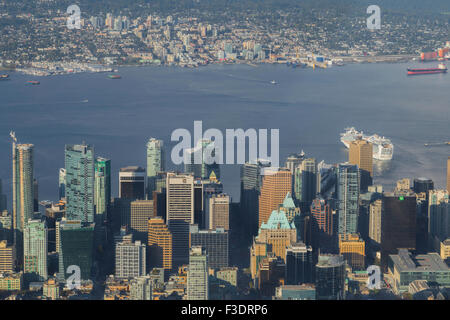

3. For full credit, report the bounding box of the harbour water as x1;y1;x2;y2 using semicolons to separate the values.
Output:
0;62;449;203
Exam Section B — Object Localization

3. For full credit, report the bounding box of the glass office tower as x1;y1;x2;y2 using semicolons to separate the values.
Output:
336;164;360;235
65;144;95;223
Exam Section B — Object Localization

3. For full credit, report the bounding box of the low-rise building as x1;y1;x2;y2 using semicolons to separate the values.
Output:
0;272;23;291
388;249;450;294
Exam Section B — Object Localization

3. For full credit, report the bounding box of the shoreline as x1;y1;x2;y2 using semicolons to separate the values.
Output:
4;54;441;77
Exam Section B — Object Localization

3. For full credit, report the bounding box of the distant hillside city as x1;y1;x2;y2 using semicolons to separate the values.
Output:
1;0;450;75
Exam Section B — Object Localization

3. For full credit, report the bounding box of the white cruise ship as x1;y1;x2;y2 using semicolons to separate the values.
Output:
340;127;394;161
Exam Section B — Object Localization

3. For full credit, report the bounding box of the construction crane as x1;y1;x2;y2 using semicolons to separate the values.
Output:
9;131;17;144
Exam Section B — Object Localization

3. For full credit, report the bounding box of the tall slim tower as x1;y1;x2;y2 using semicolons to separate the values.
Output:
58;168;66;200
447;157;450;193
119;166;146;200
294;158;319;210
24;218;48;281
166;173;194;267
94;157;111;223
240;160;270;236
65;144;95;222
130;200;154;243
184;139;220;180
205;193;230;231
187;246;209;300
0;179;6;212
258;168;292;227
146;138;165;197
148;217;172;271
285;242;313;285
349;139;373;191
12;140;34;232
336;164;360;235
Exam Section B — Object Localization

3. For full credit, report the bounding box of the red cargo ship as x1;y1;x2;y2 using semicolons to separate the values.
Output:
407;64;447;75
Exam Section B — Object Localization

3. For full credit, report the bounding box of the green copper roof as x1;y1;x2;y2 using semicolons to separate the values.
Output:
282;192;296;209
259;209;295;232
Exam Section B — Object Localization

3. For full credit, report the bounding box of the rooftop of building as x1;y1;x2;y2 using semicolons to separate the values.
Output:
316;254;345;268
287;242;312;253
259;209;295;232
65;143;92;153
119;166;145;172
16;143;34;149
281;192;296;209
0;272;23;279
277;284;316;291
390;249;449;272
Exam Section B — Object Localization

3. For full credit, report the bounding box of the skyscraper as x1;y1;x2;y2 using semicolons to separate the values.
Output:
146;138;165;197
258;168;292;228
57;219;94;281
240;161;270;236
369;199;383;246
190;225;229;269
166;173;194;267
380;192;417;269
23;219;48;281
13;143;34;232
119;166;146;200
65;144;95;223
336;164;360;235
348;139;373;191
285;242;313;285
428;189;449;251
33;178;38;213
285;150;306;174
115;240;146;279
310;196;333;237
58;168;66;200
294;158;319;210
184;139;220;180
130;200;154;243
148;217;172;271
0;179;6;212
205;193;230;231
447;157;450;193
413;178;434;194
187;246;209;300
310;196;333;250
94;157;111;223
338;233;365;270
315;254;346;300
12;139;34;268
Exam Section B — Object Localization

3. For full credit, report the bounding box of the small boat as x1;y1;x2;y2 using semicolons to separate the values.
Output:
270;80;277;85
26;80;40;85
0;74;10;80
108;74;121;79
